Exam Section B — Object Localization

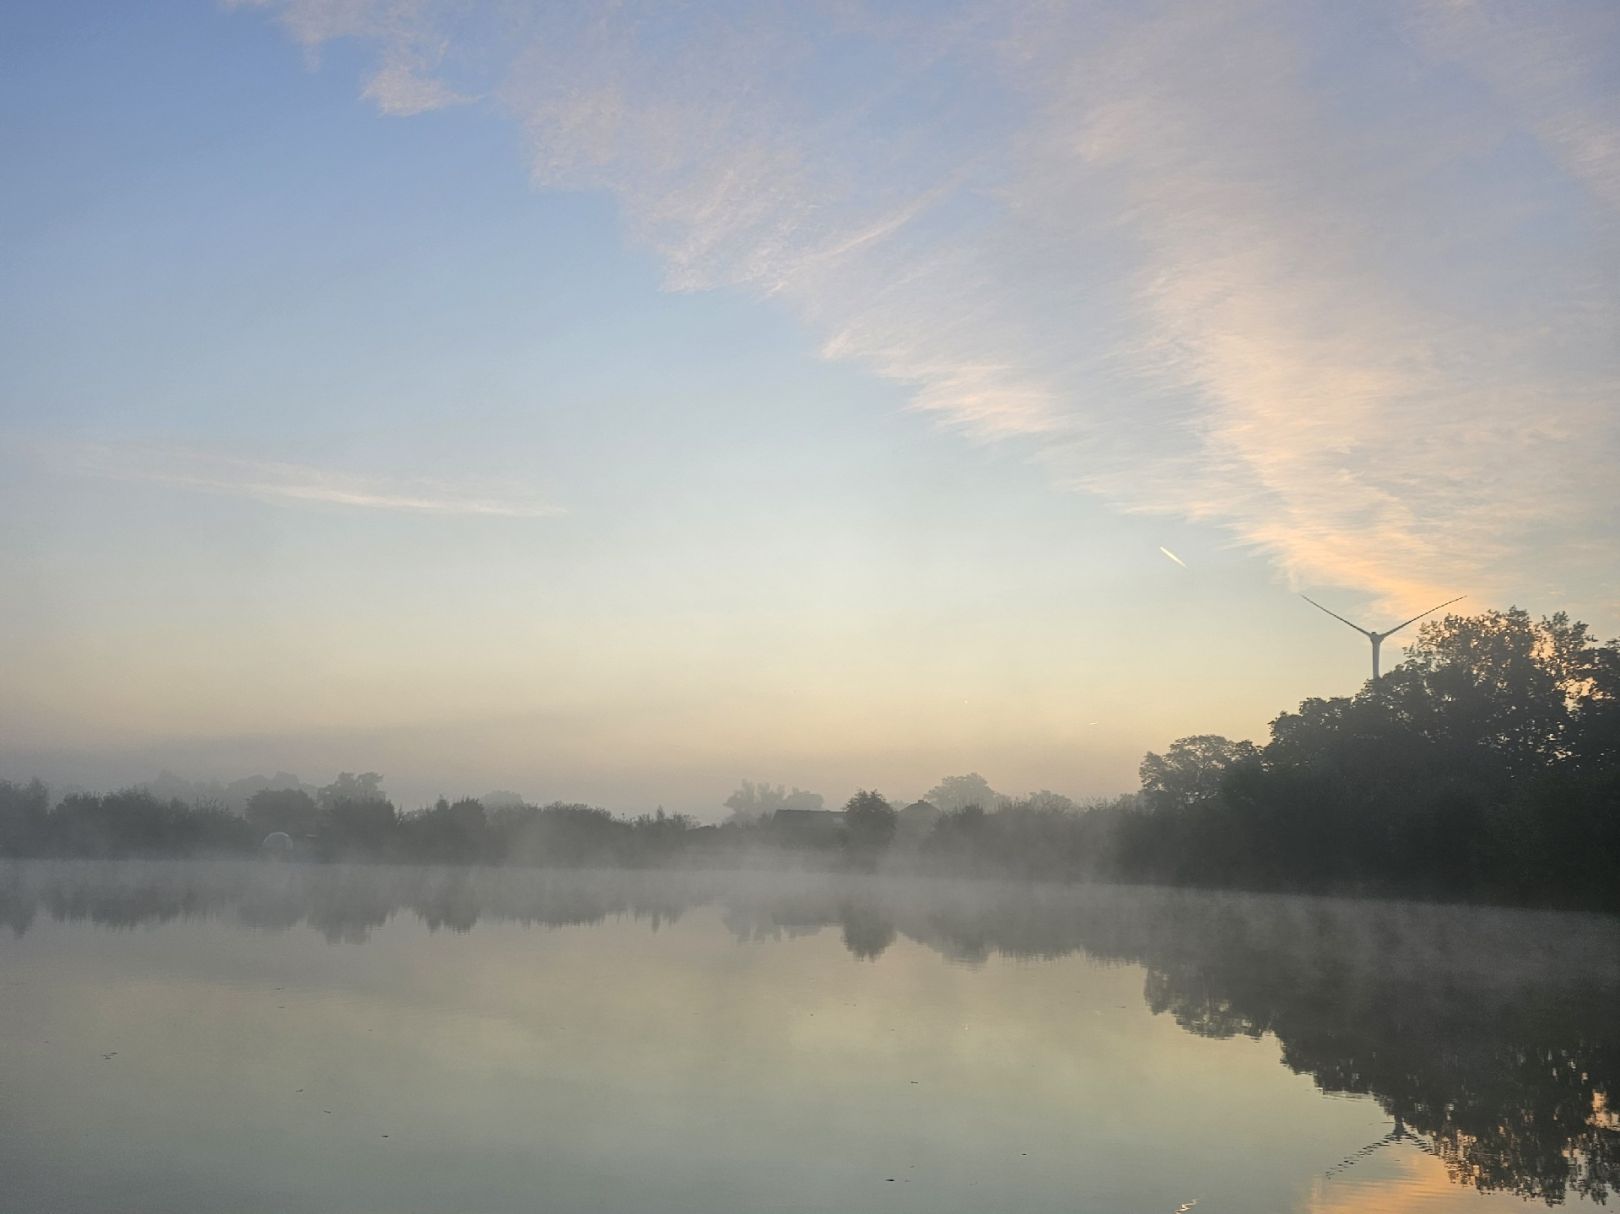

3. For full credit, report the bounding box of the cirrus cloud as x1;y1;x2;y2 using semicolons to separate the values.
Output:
236;0;1620;614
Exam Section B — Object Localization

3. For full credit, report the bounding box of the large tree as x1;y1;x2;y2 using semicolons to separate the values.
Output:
317;771;388;809
1138;735;1260;812
844;789;897;852
723;780;823;824
1402;608;1604;775
925;773;1002;813
0;778;50;856
245;787;320;837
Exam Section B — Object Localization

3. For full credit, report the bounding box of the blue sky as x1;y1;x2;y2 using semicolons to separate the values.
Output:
2;1;1616;812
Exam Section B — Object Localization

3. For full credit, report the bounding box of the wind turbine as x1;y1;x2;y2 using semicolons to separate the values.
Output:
1301;594;1465;682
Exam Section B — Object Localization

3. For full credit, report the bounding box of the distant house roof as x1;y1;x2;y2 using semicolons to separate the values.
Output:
771;809;846;824
769;808;846;838
896;800;941;837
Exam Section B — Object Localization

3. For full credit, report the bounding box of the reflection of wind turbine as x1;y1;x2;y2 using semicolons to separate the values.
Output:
1321;1115;1437;1182
1302;594;1465;682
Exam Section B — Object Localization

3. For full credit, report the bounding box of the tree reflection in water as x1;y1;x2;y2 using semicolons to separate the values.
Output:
4;860;1616;1204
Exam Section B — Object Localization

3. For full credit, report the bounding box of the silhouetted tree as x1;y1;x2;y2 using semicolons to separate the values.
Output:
1015;790;1079;814
844;789;897;855
723;780;823;824
318;771;387;809
1404;608;1599;777
1572;642;1620;767
839;900;897;959
1114;608;1620;909
40;789;252;857
403;797;490;863
1139;736;1260;812
924;803;989;869
320;795;398;859
0;778;50;856
246;788;320;839
492;802;628;867
480;789;527;811
925;773;1003;813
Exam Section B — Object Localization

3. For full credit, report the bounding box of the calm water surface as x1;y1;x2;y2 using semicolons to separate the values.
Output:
2;861;1616;1213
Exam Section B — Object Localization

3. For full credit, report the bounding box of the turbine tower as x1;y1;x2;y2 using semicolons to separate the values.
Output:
1301;594;1465;682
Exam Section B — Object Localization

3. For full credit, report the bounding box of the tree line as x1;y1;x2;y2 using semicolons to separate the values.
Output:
1120;606;1619;910
2;606;1615;910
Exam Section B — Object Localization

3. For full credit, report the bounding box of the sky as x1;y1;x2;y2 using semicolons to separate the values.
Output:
2;0;1617;814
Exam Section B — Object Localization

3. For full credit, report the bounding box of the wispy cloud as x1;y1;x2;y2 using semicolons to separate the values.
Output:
238;0;1620;613
361;57;469;117
1413;0;1620;216
67;442;561;518
228;0;471;115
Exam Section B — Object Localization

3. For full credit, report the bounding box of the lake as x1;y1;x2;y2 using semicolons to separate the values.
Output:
2;861;1616;1213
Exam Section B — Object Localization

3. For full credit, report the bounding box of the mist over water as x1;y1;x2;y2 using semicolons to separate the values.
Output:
3;861;1615;1213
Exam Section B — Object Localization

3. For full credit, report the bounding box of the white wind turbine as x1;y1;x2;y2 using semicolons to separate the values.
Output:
1301;594;1465;682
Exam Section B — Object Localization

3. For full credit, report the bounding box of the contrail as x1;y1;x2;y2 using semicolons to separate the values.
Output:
1159;546;1188;568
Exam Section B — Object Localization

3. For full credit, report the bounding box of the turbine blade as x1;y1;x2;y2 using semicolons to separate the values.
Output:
1385;595;1466;637
1301;595;1372;637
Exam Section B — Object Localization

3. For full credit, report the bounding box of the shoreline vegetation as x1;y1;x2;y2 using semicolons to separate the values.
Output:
4;606;1617;912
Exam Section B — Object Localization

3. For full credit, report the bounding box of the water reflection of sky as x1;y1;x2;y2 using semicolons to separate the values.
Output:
1;863;1615;1213
1307;1146;1558;1214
